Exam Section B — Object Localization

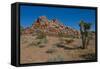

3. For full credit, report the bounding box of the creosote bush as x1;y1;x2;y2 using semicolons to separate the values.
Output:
46;46;57;54
47;54;65;62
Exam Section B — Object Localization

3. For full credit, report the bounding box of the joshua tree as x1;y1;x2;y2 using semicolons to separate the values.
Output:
79;20;92;49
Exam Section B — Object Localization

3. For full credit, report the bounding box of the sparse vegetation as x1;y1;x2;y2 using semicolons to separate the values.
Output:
28;42;36;47
20;16;96;64
29;40;47;48
33;30;48;47
36;31;46;39
80;53;96;60
64;38;74;44
20;26;24;34
47;54;65;62
38;44;45;48
46;46;57;54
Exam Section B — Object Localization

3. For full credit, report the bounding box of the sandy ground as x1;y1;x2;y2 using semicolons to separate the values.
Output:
20;35;96;64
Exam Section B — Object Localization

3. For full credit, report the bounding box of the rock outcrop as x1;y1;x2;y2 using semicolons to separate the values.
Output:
22;16;80;38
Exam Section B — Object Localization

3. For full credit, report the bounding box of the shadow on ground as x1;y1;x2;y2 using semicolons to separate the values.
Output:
79;53;96;60
56;44;82;50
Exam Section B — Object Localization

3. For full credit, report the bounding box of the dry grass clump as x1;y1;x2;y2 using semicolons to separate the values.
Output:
47;54;65;62
46;46;57;54
80;53;96;60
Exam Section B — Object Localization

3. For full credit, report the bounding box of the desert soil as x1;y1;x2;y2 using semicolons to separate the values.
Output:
20;35;96;64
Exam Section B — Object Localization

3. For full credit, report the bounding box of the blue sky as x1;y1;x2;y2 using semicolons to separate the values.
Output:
20;5;96;31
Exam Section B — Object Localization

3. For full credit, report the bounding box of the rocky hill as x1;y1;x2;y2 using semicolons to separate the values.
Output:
22;16;80;38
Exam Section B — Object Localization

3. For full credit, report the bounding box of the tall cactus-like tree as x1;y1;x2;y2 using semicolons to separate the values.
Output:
79;20;92;49
84;23;92;48
79;20;85;49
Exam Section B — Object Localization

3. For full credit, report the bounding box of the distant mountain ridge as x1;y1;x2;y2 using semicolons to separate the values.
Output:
21;16;80;37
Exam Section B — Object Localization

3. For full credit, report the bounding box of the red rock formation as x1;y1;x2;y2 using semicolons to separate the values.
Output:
22;16;80;37
23;27;33;34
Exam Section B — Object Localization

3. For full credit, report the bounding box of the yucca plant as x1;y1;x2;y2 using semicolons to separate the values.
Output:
79;20;92;49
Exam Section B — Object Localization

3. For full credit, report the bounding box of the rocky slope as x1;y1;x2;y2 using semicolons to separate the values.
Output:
22;16;80;37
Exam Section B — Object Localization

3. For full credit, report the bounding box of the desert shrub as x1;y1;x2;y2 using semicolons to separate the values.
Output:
27;38;48;48
37;41;42;45
64;35;75;39
32;32;36;36
55;43;75;50
27;39;42;47
80;53;96;60
75;36;80;39
30;30;48;48
64;38;74;44
58;32;75;45
36;34;46;39
47;55;64;62
55;43;65;48
46;49;55;54
58;32;64;37
46;46;57;54
38;44;45;48
35;30;48;44
57;37;74;45
27;42;36;47
21;39;28;44
46;49;54;53
36;30;47;39
42;37;48;43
